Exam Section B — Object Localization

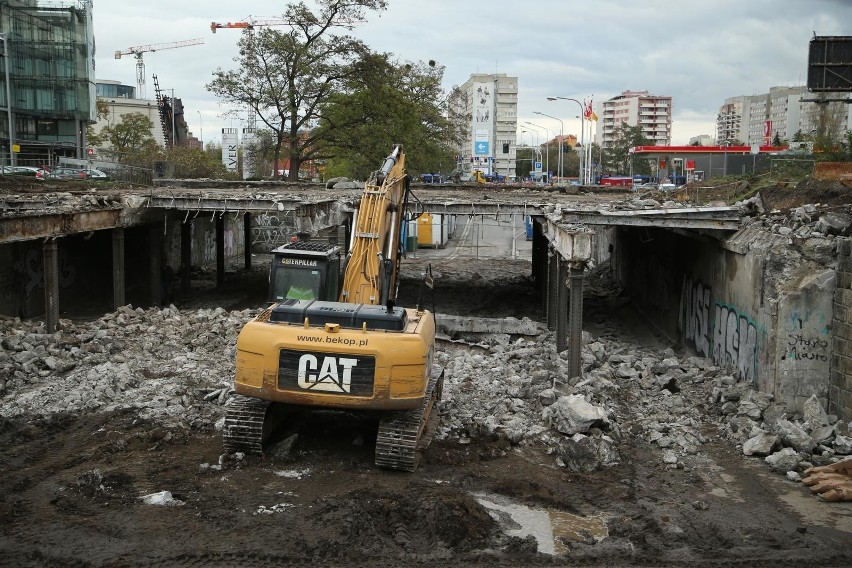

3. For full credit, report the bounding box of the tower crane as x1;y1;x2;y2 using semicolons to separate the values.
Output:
210;18;295;33
114;38;204;99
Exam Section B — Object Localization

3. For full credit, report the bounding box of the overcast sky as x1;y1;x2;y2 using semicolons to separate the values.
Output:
93;0;851;147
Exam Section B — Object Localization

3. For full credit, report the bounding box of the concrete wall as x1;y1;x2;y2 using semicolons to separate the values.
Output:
618;225;838;417
161;213;246;272
830;238;852;419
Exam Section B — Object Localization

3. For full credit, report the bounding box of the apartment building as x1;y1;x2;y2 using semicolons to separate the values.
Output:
717;86;852;145
449;73;518;179
596;90;672;149
0;0;96;167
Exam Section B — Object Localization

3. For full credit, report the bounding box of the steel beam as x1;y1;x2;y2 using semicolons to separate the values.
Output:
567;263;585;378
43;238;59;332
556;257;568;353
112;228;125;309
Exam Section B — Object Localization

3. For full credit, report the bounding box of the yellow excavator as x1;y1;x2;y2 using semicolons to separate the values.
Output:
224;145;442;471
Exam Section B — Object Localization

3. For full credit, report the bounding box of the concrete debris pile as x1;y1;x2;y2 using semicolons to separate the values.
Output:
3;303;850;481
711;379;852;474
0;305;253;428
739;198;852;239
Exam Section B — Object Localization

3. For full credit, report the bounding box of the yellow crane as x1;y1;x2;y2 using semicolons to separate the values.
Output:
114;38;204;99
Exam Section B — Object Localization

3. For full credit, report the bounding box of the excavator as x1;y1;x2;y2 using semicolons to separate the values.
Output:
224;145;442;471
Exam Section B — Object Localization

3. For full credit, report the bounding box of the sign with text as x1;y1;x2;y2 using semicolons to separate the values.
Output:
221;128;238;172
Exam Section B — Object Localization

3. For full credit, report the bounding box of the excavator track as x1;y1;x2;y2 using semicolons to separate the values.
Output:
222;394;271;455
375;366;444;472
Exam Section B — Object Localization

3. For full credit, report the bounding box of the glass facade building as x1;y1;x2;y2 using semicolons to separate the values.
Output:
0;0;95;167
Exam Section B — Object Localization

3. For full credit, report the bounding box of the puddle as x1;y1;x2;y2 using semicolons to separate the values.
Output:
473;492;609;555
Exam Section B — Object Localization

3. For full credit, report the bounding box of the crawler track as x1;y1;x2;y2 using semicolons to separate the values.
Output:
374;366;444;472
222;394;271;455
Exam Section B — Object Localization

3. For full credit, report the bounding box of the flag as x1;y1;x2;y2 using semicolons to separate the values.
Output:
583;100;593;119
590;111;599;121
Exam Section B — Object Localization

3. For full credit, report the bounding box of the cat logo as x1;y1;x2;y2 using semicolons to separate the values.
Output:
297;354;358;393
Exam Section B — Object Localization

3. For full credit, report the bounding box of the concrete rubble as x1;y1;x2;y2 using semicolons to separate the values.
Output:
1;297;850;480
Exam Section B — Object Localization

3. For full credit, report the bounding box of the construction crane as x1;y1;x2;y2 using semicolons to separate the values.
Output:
114;38;204;99
210;18;295;33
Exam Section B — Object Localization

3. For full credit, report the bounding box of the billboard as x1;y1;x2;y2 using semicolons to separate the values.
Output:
222;128;238;172
808;36;852;92
471;82;493;158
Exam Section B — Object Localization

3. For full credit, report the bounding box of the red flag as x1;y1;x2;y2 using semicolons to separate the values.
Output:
583;100;593;119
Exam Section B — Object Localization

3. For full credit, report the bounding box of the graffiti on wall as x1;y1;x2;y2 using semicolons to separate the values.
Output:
15;248;77;299
781;311;831;362
678;275;759;383
713;303;758;383
251;212;296;247
678;278;712;358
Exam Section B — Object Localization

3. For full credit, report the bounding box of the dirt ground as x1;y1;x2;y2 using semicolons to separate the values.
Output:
2;259;852;567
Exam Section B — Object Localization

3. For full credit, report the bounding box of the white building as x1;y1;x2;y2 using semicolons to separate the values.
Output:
450;73;518;179
596;90;672;149
717;86;852;145
93;81;166;148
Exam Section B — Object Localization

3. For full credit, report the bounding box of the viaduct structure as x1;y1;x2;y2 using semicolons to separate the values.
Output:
0;181;848;422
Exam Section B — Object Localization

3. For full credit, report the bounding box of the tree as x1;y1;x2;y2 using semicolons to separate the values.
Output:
603;124;650;175
207;0;387;181
165;146;230;179
318;55;462;180
772;132;783;146
85;99;111;148
94;112;159;166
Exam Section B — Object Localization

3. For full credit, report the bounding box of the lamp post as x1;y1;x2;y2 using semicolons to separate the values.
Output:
524;121;549;182
548;97;585;184
197;110;203;148
0;33;15;167
533;111;563;180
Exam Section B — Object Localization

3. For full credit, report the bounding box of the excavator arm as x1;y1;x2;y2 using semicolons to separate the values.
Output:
339;145;408;307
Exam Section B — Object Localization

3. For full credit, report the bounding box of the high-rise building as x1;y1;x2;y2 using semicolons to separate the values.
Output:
717;86;852;145
0;0;96;167
449;73;517;179
596;90;672;149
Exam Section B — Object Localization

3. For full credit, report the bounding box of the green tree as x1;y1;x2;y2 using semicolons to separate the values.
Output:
603;124;650;175
94;112;159;166
318;55;461;180
207;0;387;181
164;146;230;178
772;132;783;146
85;99;111;148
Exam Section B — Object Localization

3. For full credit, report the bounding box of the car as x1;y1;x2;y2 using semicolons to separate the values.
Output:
45;167;86;180
1;166;46;180
81;169;109;180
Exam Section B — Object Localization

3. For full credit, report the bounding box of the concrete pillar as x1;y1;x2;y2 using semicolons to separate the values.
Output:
556;257;568;353
112;228;125;309
337;225;347;252
216;214;225;289
567;263;586;378
149;226;161;306
243;212;252;270
180;220;191;296
43;239;59;332
547;248;558;330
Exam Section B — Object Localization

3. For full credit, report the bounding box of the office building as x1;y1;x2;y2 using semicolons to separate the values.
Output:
0;0;96;167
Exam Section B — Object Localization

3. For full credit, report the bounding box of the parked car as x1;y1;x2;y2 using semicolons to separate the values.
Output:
45;167;86;180
81;169;109;180
1;166;46;180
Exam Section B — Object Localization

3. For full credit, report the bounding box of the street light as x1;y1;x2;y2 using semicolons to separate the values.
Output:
533;111;563;180
0;33;15;167
197;110;203;148
547;97;585;184
524;121;549;182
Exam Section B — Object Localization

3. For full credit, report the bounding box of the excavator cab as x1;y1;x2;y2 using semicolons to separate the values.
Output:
268;241;342;304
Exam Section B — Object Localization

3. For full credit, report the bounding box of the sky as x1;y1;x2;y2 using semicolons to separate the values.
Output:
92;0;852;147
